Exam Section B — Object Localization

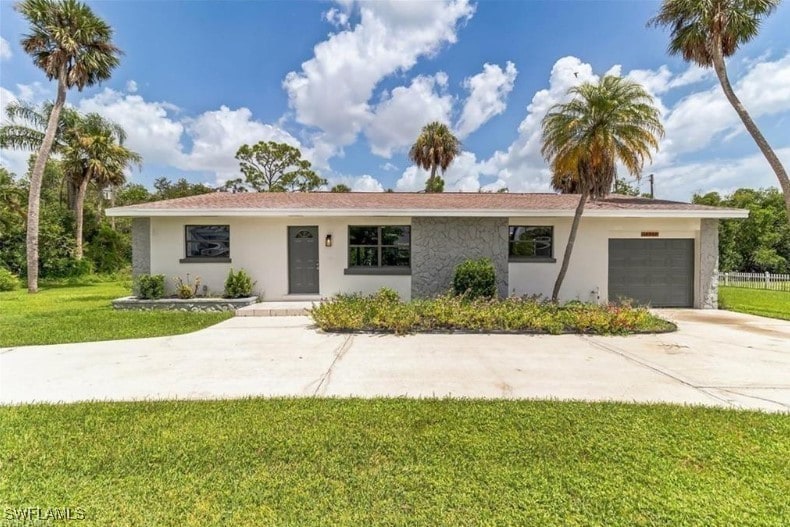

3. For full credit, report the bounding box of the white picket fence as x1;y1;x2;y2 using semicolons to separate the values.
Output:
720;271;790;292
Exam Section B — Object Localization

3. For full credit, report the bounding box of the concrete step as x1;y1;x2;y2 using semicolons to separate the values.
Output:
235;301;318;317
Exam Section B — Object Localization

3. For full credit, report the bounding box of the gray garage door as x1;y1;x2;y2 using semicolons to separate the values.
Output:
608;239;694;307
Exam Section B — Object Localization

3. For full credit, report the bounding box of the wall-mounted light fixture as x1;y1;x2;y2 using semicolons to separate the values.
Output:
325;234;333;247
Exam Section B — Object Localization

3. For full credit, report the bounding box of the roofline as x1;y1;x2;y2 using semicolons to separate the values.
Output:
106;207;749;219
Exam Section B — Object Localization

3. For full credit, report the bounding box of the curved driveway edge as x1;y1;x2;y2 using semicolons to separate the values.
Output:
1;310;788;412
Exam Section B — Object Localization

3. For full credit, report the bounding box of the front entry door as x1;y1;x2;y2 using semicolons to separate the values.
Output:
288;226;319;294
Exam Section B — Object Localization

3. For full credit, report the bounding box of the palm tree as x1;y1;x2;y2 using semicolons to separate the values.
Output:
15;0;121;292
649;0;789;219
541;75;664;302
0;101;82;207
61;113;141;259
409;122;460;193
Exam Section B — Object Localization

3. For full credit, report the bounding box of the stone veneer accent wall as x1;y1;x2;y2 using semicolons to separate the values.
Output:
411;217;509;298
698;218;719;309
131;217;151;278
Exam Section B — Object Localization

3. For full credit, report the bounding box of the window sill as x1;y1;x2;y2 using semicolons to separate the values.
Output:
509;257;556;263
344;267;411;276
179;257;232;264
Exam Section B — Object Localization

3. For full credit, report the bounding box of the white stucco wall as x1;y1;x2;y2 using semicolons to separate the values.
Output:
508;216;703;304
149;216;412;300
146;214;704;305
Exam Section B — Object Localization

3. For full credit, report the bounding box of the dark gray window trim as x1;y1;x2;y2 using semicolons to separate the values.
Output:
509;257;557;263
348;225;411;270
344;267;411;276
179;257;232;264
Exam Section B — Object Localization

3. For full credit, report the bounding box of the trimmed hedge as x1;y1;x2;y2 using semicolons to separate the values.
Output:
135;274;166;300
453;258;496;299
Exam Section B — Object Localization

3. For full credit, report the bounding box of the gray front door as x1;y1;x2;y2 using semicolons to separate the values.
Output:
288;226;319;294
608;239;694;307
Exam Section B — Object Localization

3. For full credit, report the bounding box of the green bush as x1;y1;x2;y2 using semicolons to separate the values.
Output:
135;274;166;300
223;268;255;298
41;256;93;279
310;289;675;336
85;225;131;274
452;258;497;299
0;267;20;291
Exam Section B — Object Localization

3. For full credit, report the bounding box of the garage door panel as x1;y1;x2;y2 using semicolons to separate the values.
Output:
608;239;694;308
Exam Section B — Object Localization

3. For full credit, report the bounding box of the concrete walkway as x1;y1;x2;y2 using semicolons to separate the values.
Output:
1;309;788;411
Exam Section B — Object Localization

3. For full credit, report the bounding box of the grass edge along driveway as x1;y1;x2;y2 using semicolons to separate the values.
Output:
0;398;788;527
0;280;231;347
719;286;790;321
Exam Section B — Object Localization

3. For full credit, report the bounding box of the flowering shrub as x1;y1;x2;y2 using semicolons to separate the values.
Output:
310;289;675;335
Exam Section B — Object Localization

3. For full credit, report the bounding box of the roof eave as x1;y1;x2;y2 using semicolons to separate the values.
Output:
106;207;749;219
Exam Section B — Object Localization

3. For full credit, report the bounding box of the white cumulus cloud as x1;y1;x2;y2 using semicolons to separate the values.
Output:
283;0;474;150
0;36;12;61
365;72;453;158
456;61;517;138
395;150;483;191
661;53;790;158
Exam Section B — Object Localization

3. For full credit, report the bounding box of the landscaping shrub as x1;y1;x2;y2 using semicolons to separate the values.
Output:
224;268;255;298
85;225;132;274
175;274;201;299
453;258;496;299
0;267;20;291
310;288;675;335
135;274;166;300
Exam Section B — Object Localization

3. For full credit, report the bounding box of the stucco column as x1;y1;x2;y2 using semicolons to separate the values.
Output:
411;217;509;298
698;218;718;309
131;217;151;278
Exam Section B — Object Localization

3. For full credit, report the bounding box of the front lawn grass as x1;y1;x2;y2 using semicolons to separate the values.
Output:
0;399;787;526
719;286;790;320
0;280;231;347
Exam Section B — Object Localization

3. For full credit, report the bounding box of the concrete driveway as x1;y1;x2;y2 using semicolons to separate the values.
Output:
1;309;788;412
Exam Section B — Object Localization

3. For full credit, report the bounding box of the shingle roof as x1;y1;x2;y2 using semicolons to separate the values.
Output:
107;192;747;218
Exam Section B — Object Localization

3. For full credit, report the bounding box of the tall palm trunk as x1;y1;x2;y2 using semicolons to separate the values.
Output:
427;164;437;192
25;69;67;293
552;190;588;302
110;191;116;230
74;174;89;260
712;35;790;219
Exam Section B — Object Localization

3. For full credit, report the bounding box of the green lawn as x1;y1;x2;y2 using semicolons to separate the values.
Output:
0;399;787;526
0;280;232;347
719;286;790;320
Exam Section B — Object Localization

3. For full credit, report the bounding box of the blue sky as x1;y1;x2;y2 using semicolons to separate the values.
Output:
1;0;789;200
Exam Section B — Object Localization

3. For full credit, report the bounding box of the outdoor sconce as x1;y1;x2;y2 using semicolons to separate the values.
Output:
325;234;333;247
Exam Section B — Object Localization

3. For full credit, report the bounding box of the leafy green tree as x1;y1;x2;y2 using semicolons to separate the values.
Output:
694;187;790;272
650;0;789;220
219;177;248;193
0;159;85;279
330;183;351;193
409;122;460;193
152;177;214;200
61;113;141;259
115;183;151;205
0;167;27;230
542;76;664;302
15;0;121;292
235;141;325;192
